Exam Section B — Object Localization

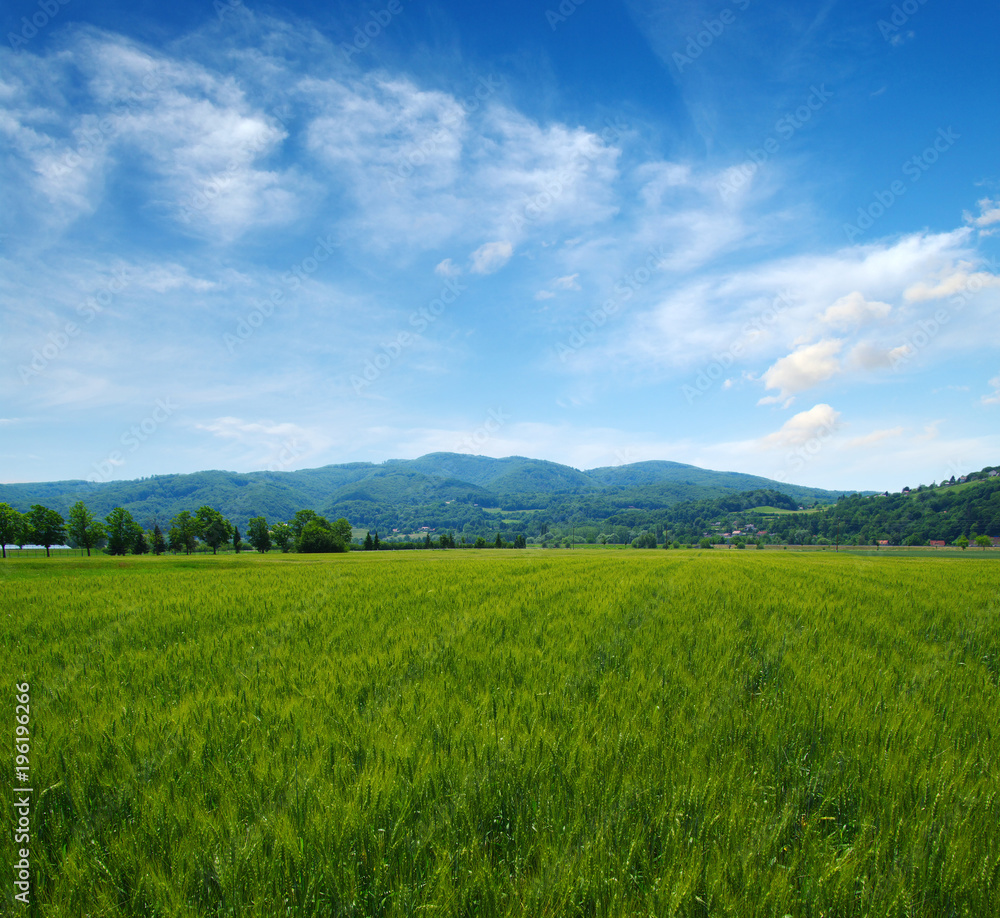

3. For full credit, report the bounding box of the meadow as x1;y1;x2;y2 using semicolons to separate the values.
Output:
1;550;998;916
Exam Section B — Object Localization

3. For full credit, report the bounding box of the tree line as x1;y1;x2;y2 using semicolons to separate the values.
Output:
0;502;528;557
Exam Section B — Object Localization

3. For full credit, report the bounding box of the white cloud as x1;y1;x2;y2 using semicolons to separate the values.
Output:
434;258;461;277
846;426;904;448
904;269;1000;302
552;273;581;291
760;339;843;402
983;375;1000;406
469;240;513;274
821;291;892;329
534;289;555;300
758;403;841;449
965;197;1000;229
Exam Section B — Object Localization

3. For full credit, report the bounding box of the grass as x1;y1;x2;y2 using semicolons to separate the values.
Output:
2;551;998;916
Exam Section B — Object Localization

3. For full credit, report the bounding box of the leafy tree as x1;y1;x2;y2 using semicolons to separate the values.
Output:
0;503;24;559
631;531;657;549
27;504;66;557
373;531;381;550
232;526;242;554
271;522;293;553
290;509;319;539
331;518;353;547
955;535;969;550
105;507;141;555
975;534;991;550
169;511;198;554
298;518;341;553
247;517;272;553
424;534;432;549
67;501;105;557
151;524;167;556
133;529;149;555
494;533;503;548
698;537;713;549
363;531;374;551
196;506;232;555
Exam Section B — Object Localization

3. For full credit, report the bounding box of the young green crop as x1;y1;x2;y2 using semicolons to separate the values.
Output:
1;551;998;916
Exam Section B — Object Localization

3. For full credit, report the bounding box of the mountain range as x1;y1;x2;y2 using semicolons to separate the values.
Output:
0;454;850;536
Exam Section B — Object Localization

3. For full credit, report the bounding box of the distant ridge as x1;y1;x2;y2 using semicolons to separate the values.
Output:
0;453;851;533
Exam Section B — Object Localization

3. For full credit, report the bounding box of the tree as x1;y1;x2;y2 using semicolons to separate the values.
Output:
975;534;991;550
232;526;242;554
133;529;149;555
247;517;272;553
104;507;140;555
195;506;232;555
151;524;167;555
290;509;319;539
271;522;293;553
331;518;353;547
373;531;381;551
67;501;105;557
169;511;198;554
494;533;503;548
0;503;24;559
363;531;374;551
955;535;969;550
698;537;713;549
631;531;657;549
298;518;341;553
26;505;66;557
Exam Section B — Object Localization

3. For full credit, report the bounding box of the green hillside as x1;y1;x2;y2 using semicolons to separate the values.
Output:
0;453;851;540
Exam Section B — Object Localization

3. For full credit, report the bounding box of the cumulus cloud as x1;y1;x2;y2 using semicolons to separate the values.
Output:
469;240;513;274
758;403;841;448
848;341;911;370
964;197;1000;229
904;269;1000;302
821;291;892;329
983;375;1000;405
759;339;843;403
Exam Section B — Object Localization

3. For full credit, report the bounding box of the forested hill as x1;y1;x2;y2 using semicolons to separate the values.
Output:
0;453;847;533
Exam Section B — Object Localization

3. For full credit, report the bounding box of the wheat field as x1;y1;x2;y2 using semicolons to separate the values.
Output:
1;550;998;916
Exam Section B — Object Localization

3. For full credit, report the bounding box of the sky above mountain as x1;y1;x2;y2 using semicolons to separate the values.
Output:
2;0;998;492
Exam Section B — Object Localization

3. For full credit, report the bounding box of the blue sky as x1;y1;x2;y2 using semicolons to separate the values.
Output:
2;0;998;492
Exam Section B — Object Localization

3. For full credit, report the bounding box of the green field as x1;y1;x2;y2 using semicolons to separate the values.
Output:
2;551;999;916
